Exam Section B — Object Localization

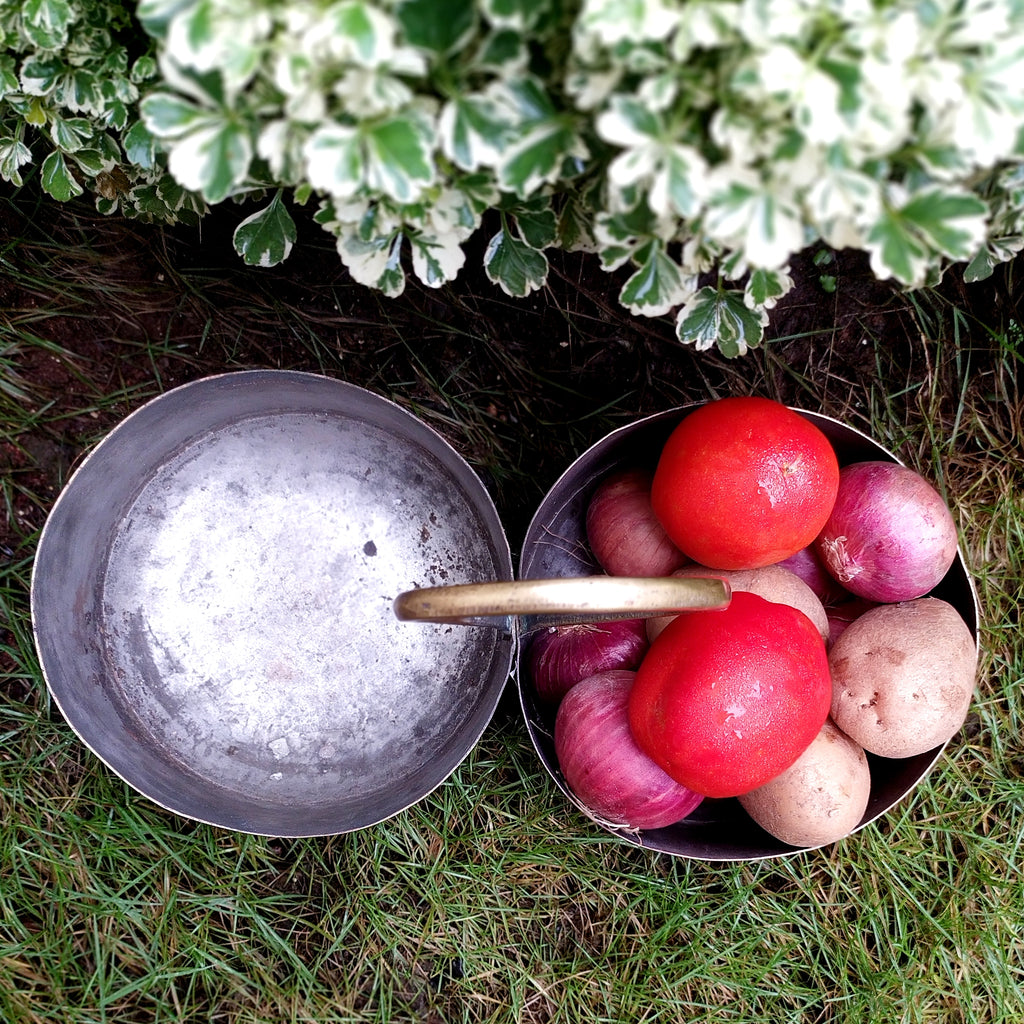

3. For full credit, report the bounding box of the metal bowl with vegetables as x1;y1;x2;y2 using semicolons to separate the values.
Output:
516;403;980;861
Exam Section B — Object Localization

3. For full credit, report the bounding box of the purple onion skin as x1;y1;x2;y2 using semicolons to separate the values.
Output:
586;469;688;577
816;461;958;603
776;544;849;606
554;671;704;830
528;617;648;705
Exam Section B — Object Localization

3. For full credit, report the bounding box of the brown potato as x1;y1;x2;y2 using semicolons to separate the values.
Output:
738;718;871;848
829;598;977;759
646;564;829;644
825;596;878;649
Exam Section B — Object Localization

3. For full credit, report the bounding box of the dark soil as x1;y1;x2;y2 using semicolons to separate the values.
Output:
1;188;1020;559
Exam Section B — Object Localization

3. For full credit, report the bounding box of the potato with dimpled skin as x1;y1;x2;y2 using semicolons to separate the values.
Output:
738;718;871;848
828;598;977;759
646;563;829;645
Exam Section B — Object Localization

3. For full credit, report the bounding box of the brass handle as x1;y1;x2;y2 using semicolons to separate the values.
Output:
393;575;731;625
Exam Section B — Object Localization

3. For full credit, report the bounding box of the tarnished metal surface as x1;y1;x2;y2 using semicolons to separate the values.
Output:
32;371;513;836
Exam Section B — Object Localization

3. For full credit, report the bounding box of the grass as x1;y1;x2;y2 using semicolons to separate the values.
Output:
1;186;1023;1023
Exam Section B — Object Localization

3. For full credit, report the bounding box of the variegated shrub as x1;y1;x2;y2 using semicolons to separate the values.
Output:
4;0;1024;355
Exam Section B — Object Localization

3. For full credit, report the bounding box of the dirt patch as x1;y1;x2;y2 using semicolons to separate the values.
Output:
1;191;1019;557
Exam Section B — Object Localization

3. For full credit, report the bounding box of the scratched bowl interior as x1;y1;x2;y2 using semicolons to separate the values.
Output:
31;371;513;837
518;408;980;861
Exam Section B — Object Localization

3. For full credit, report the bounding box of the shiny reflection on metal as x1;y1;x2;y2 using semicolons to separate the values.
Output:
393;575;731;626
31;371;514;837
517;407;981;862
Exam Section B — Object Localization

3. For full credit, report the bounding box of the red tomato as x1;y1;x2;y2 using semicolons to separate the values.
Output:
650;397;840;570
627;591;831;798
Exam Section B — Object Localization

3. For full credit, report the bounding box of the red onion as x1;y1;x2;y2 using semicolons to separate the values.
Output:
528;617;648;705
816;461;959;603
586;469;688;577
776;544;849;606
554;670;704;830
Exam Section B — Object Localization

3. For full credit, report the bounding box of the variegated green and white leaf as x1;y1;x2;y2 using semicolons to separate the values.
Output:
595;95;661;148
963;247;995;283
636;70;679;112
166;116;253;203
137;0;195;39
20;55;67;97
333;67;414;118
305;123;363;199
71;148;105;176
804;164;879;249
599;244;634;272
738;0;810;43
0;137;33;187
451;172;500;217
672;0;739;59
963;234;1024;282
681;234;722;276
592;203;664;268
397;0;476;55
748;44;846;147
0;56;20;99
154;50;227;108
498;120;583;197
256;118;308;181
865;185;989;286
601;98;709;215
362;113;436;203
410;230;467;287
675;286;768;357
578;0;679;46
704;170;805;269
127;177;207;223
438;95;512;172
165;0;270;93
481;0;551;30
953;61;1024;167
232;191;297;267
40;149;83;201
50;116;94;153
140;92;205;138
122;120;157;169
618;239;693;316
22;0;75;51
310;1;408;70
164;0;219;67
484;225;548;297
272;49;313;102
650;146;707;219
566;65;622;110
499;76;556;124
606;147;659;201
745;266;794;310
513;203;558;250
130;55;159;85
58;69;105;118
338;230;406;296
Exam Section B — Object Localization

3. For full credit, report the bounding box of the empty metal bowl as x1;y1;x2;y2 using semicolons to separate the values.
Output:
31;371;515;837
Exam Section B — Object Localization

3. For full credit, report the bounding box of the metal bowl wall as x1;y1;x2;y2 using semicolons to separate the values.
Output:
517;408;980;861
31;371;514;837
